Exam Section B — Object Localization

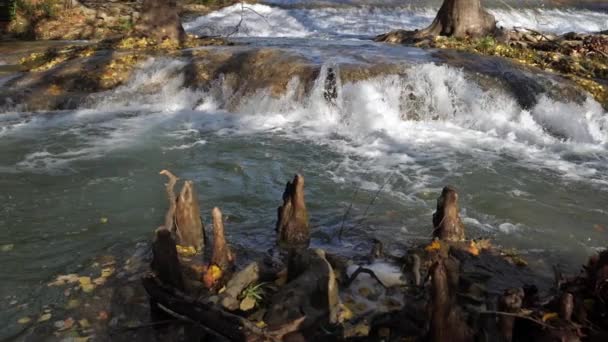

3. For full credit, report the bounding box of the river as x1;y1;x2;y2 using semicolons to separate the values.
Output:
1;0;608;340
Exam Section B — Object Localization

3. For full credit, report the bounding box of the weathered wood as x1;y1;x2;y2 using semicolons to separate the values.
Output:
432;186;466;241
151;227;185;291
143;275;305;342
175;180;204;251
220;262;261;311
211;207;234;272
276;174;310;249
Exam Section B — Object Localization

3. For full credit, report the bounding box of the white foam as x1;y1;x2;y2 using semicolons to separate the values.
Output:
184;3;608;38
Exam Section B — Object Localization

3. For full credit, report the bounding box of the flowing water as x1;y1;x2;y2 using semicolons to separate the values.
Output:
1;0;608;340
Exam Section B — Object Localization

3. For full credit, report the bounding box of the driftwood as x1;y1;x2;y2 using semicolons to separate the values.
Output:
432;186;466;241
276;174;310;249
151;227;185;291
211;207;234;272
220;262;261;311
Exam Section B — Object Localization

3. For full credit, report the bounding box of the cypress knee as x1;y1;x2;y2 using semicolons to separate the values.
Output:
210;207;234;271
498;288;524;342
432;186;466;241
175;180;204;251
151;227;185;291
276;174;310;249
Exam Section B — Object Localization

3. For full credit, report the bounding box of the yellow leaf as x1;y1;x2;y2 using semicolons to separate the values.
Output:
78;277;91;286
78;319;91;329
425;239;441;252
467;241;480;256
255;321;267;328
176;245;197;257
101;267;114;278
81;283;95;293
338;304;353;322
542;312;558;322
100;217;108;224
17;317;31;324
240;296;256;311
38;313;52;322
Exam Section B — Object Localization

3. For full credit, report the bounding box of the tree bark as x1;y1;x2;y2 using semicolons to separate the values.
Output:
420;0;496;38
135;0;185;43
376;0;497;42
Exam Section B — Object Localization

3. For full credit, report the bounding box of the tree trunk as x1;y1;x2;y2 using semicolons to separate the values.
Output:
136;0;185;43
421;0;496;38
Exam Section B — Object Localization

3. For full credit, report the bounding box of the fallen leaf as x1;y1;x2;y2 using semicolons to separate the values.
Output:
542;312;558;322
240;296;256;311
425;239;441;252
338;304;353;322
97;310;109;321
93;277;106;286
176;245;197;257
81;283;95;293
593;224;606;233
66;299;80;309
58;317;75;331
78;277;91;286
353;323;370;336
100;217;108;224
101;267;114;278
78;319;91;329
203;264;223;288
38;313;52;322
256;321;267;328
17;317;31;324
1;244;14;252
467;241;480;256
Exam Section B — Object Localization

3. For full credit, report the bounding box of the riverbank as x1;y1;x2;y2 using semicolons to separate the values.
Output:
1;0;250;41
376;29;608;109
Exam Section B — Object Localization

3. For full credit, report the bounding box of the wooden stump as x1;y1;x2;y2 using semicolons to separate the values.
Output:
151;227;185;291
265;249;340;331
210;207;234;272
276;174;310;249
175;180;204;251
159;170;204;251
497;288;524;342
432;186;466;241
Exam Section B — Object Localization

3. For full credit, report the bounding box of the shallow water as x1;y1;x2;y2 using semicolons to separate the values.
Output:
1;1;608;340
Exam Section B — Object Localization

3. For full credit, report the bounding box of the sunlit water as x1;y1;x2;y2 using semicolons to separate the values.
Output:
1;0;608;340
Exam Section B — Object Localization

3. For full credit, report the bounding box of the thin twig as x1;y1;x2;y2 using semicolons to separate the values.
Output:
337;185;360;240
345;266;389;288
477;310;553;329
156;303;232;341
